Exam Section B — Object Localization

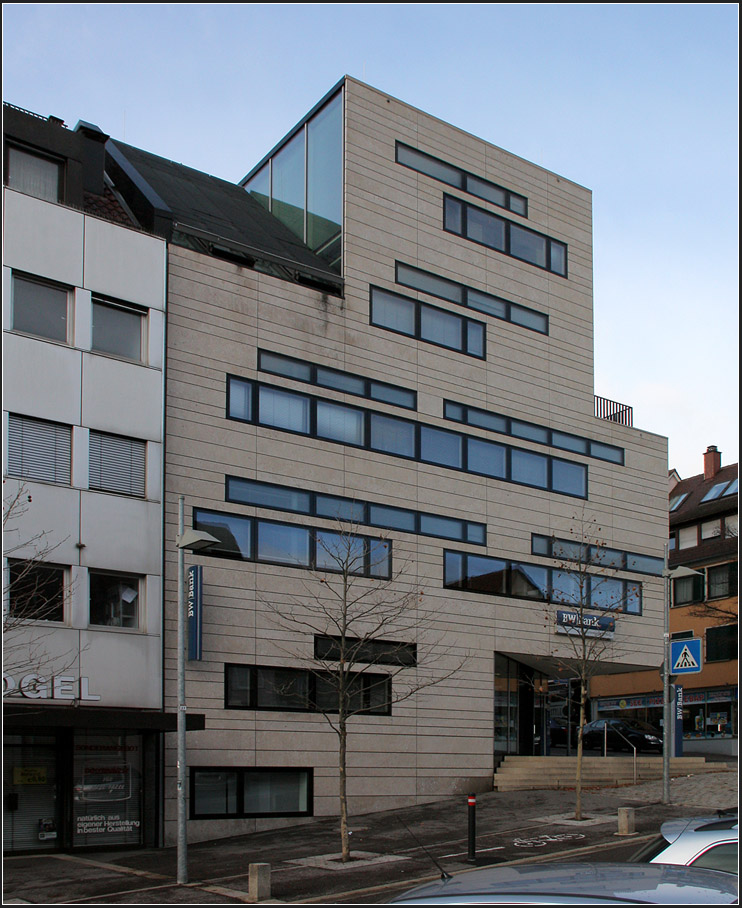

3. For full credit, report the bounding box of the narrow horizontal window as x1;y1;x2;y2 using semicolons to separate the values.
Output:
447;550;644;614
532;533;664;577
226;476;486;545
191;765;312;819
315;635;417;667
7;414;71;485
371;287;486;359
444;194;567;277
396;142;527;216
258;349;416;410
227;378;589;499
444;400;623;466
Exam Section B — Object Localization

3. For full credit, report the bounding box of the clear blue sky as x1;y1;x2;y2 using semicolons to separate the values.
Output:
3;3;738;478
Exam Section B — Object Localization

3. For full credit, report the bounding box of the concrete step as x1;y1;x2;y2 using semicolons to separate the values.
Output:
493;755;730;791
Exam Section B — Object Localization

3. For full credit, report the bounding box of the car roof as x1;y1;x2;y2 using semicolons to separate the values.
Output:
660;814;739;844
390;862;739;904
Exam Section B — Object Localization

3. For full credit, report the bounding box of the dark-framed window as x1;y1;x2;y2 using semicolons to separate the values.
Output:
5;143;64;203
444;194;567;276
7;560;65;622
370;286;485;359
446;401;624;465
706;624;738;663
444;549;642;614
11;272;70;343
91;297;146;362
258;349;416;410
226;377;589;500
707;562;737;600
226;475;486;546
314;635;417;666
396;261;548;335
224;663;391;715
193;508;392;578
531;534;663;577
191;766;312;819
673;573;705;606
395;142;527;217
88;571;140;628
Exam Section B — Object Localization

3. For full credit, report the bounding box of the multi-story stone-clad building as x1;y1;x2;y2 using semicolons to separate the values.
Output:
3;104;168;852
4;77;670;850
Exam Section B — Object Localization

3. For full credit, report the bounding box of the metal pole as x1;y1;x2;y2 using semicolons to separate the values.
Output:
467;794;477;863
662;544;670;805
177;495;187;883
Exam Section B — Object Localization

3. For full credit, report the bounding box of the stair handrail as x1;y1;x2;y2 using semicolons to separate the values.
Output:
602;724;637;783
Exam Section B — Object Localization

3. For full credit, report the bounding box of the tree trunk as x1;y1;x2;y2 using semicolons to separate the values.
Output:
338;720;351;862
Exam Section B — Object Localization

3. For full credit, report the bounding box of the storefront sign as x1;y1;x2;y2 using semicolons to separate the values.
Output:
556;611;615;638
75;814;141;835
187;565;203;661
13;767;47;785
674;685;684;756
2;673;100;701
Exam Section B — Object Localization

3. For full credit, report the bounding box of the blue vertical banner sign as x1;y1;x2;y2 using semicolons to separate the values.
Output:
673;685;684;757
187;565;203;661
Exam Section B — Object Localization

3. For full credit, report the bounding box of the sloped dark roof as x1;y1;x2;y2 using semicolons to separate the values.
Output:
668;463;738;567
109;140;339;282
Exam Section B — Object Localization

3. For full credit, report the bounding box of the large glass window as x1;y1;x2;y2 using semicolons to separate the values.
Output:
257;522;310;566
192;767;312;819
467;437;507;478
369;413;416;457
420;426;463;468
91;299;145;361
12;274;69;343
244;90;342;273
194;509;253;560
707;562;737;600
89;571;140;628
706;624;738;662
511;449;548;488
316;401;365;446
7;560;65;622
7;414;72;486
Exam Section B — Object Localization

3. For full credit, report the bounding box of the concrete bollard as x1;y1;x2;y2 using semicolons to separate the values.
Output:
249;863;271;902
617;807;636;836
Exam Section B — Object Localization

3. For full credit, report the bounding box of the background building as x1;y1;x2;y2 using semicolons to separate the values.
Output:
3;104;168;852
591;446;738;755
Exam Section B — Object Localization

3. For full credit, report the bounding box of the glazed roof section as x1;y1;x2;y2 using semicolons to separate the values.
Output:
107;140;342;293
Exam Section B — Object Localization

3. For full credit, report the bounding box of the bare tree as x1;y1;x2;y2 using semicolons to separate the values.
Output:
262;520;467;862
3;480;75;692
547;512;635;820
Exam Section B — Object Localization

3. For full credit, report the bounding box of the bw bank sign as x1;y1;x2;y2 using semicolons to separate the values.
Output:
556;611;615;638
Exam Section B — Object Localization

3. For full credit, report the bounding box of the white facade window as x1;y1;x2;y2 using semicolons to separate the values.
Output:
677;526;698;549
89;570;140;628
6;145;63;202
88;431;146;497
7;559;66;622
7;414;72;485
91;298;145;362
11;273;70;343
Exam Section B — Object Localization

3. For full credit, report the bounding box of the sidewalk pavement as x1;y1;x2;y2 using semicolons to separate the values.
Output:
4;765;738;905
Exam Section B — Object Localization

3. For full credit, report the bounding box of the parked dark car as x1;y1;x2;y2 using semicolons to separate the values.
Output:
581;717;662;753
549;717;573;748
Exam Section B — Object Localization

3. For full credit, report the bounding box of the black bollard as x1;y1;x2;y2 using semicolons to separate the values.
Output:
467;793;477;863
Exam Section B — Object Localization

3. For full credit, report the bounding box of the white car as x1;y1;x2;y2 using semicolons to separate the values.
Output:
630;810;737;875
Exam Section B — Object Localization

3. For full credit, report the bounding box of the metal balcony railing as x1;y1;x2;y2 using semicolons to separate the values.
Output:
594;395;633;427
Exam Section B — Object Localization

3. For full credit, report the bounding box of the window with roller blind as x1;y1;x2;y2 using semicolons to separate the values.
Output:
88;431;146;497
7;414;71;485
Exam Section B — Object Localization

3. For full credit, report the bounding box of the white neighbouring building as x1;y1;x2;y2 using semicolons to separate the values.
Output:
3;104;169;852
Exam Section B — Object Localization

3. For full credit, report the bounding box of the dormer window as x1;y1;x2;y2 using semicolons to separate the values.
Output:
5;144;63;203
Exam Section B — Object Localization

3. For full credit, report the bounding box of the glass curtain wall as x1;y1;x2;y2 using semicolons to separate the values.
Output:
244;89;343;274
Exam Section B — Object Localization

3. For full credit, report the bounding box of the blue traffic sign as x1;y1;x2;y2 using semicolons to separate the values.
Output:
670;638;702;674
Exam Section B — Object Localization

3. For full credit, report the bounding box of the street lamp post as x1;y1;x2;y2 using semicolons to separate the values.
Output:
662;548;703;805
175;495;218;885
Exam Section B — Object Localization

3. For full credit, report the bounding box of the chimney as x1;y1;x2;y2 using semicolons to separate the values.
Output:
704;445;722;480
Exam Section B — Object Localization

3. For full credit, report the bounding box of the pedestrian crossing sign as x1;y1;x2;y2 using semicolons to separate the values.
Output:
670;638;703;674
